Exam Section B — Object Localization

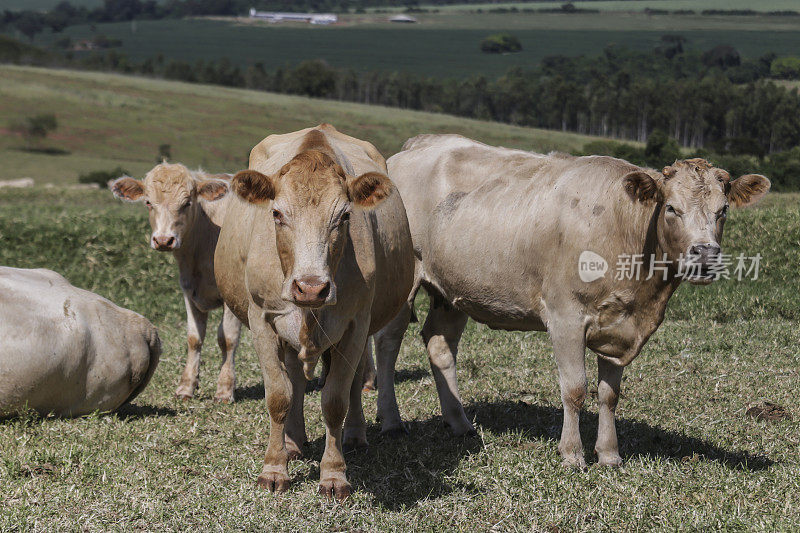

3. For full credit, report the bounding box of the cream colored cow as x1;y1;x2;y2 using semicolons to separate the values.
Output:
111;163;242;403
376;134;770;468
0;267;160;417
215;124;414;499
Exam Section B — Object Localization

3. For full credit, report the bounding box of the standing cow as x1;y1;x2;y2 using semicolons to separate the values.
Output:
214;124;413;498
375;134;769;468
0;267;161;417
110;163;242;403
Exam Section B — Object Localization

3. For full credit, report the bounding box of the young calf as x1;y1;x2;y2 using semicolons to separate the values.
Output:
215;124;413;499
110;163;242;403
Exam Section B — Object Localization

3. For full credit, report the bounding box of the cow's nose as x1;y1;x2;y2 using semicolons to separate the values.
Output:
152;235;175;250
291;277;330;306
689;243;721;261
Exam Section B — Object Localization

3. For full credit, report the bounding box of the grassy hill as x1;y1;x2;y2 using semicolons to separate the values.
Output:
0;65;601;184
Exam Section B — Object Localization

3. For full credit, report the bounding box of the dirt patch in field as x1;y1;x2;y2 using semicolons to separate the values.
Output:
746;401;792;422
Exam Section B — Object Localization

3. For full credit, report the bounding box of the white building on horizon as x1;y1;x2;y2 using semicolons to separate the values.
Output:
249;8;337;25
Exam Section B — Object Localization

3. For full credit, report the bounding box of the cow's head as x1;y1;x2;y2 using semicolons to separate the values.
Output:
110;163;229;251
624;158;769;284
232;150;392;308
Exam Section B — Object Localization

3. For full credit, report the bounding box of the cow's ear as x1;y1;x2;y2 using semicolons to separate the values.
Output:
728;174;770;208
110;176;145;202
623;171;660;203
232;170;275;204
347;172;392;208
197;179;229;202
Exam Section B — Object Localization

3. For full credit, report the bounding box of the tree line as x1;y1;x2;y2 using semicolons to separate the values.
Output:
2;31;799;190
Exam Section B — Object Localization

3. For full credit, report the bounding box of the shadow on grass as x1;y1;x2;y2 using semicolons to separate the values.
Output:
13;146;71;156
302;418;484;510
115;403;176;419
468;399;774;471
395;367;429;384
235;379;322;401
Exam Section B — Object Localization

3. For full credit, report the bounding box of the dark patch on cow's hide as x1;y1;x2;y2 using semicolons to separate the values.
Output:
433;191;467;218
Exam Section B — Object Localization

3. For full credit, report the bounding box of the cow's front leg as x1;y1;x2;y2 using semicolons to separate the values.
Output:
549;318;587;469
250;308;292;492
595;357;623;467
284;348;307;460
361;341;377;391
176;294;208;400
318;323;367;500
214;304;242;403
374;304;413;435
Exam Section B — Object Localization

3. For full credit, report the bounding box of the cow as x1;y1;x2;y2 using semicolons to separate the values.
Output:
374;134;770;468
110;163;242;403
214;124;414;499
0;267;161;417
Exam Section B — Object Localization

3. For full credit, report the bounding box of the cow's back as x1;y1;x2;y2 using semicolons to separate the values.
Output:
0;267;160;417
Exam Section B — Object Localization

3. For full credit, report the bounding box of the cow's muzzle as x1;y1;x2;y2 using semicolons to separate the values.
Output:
684;243;722;285
151;234;180;251
289;276;336;308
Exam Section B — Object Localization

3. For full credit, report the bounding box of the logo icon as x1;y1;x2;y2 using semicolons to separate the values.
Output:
578;251;608;282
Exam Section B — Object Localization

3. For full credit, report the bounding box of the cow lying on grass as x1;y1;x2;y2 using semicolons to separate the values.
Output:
215;124;413;499
0;267;160;417
377;134;769;468
111;163;242;403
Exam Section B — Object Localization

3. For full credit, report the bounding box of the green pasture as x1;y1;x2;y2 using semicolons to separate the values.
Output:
0;185;797;530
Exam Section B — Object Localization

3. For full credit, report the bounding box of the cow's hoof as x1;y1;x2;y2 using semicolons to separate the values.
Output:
257;472;290;493
380;424;409;439
319;477;351;501
343;439;368;455
287;448;304;461
362;385;376;393
448;420;476;438
175;384;196;400
597;453;623;468
561;453;587;471
213;392;234;404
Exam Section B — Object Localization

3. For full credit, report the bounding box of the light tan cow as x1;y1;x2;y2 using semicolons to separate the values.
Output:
376;134;770;467
110;163;242;403
0;267;160;417
214;124;414;499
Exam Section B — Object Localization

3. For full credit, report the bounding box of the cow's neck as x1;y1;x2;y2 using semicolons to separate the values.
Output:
173;208;218;287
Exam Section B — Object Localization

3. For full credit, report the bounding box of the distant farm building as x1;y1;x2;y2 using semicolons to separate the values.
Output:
389;15;418;23
249;8;337;25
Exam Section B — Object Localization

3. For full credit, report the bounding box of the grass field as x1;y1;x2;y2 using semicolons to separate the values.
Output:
0;65;598;184
14;11;800;78
0;186;798;529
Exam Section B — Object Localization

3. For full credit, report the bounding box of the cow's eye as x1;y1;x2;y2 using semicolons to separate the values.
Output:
273;209;285;225
717;205;728;218
340;212;350;224
145;201;152;210
665;204;676;215
181;200;191;210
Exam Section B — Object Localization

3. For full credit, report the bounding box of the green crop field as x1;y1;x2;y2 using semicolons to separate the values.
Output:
0;65;799;530
0;66;598;184
20;14;800;79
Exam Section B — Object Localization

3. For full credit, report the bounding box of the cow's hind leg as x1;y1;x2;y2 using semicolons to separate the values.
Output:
549;317;587;469
421;293;473;436
595;357;623;467
176;294;208;400
361;341;377;391
343;344;369;452
250;308;292;492
374;303;414;435
214;304;242;403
